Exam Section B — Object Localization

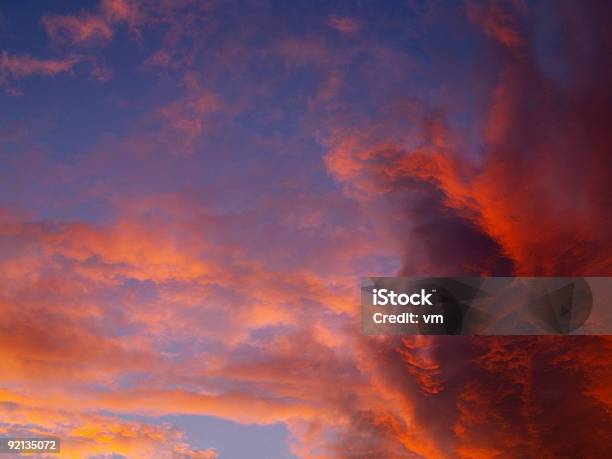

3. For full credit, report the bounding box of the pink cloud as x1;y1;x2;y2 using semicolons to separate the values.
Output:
155;73;224;155
173;446;219;459
467;1;524;50
42;14;114;45
0;51;83;94
42;0;141;46
0;51;81;80
328;16;363;35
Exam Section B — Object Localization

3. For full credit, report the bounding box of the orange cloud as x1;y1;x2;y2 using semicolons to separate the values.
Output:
1;1;610;457
0;389;218;458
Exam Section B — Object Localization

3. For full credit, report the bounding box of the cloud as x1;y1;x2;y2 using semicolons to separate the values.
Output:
155;73;224;155
0;50;85;95
0;1;145;92
42;14;114;45
317;0;612;455
0;0;610;457
42;0;141;46
328;16;363;36
173;446;219;459
325;1;612;277
467;1;524;50
0;199;365;456
0;51;112;92
0;51;81;81
0;391;215;459
323;110;515;276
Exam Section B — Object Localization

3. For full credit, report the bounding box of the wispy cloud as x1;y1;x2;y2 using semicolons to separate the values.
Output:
328;16;363;35
0;51;83;94
0;51;81;79
42;0;140;46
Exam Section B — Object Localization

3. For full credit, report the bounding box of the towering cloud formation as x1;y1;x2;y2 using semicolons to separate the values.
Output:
322;1;612;457
327;0;612;277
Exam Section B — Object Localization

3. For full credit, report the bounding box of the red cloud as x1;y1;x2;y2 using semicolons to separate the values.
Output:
324;5;612;276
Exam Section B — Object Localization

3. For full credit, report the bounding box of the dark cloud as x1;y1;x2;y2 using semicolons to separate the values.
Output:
323;1;612;456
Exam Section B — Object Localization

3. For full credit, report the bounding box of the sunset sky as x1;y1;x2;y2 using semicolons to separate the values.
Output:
0;1;611;458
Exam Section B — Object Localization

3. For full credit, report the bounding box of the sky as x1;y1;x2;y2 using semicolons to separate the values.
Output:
0;0;611;458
